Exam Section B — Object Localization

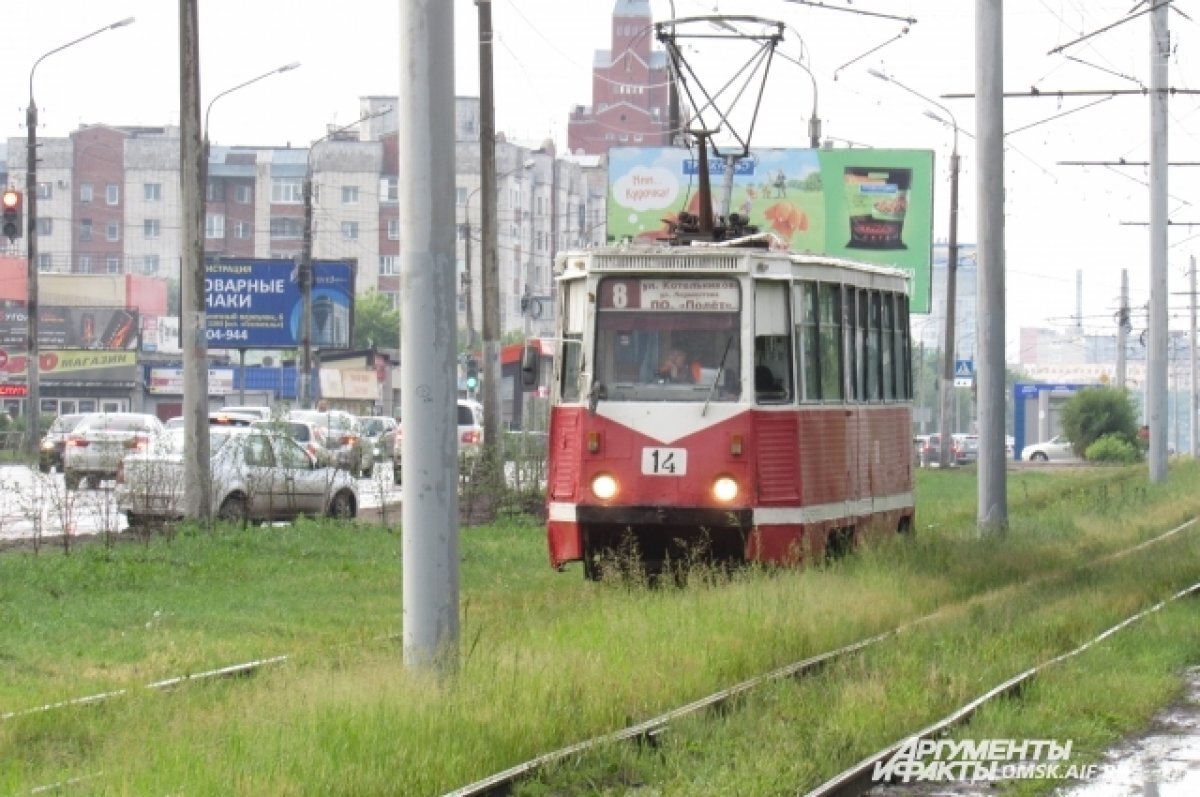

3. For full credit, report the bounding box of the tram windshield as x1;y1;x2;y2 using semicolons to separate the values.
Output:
593;277;741;402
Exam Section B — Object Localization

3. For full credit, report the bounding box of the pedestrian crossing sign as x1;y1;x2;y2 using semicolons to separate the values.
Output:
954;359;974;388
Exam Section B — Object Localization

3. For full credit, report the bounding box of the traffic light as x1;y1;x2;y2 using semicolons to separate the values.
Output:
2;189;22;242
465;357;479;391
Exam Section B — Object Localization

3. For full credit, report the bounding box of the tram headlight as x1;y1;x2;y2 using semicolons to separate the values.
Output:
712;476;739;502
591;473;618;500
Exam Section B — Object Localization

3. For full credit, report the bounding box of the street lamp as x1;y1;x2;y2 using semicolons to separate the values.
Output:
203;62;301;150
202;62;300;404
869;68;960;468
25;17;135;456
298;108;390;409
777;50;821;148
461;161;534;351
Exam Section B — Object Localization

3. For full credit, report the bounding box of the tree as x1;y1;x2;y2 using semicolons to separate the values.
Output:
1060;387;1140;458
352;290;400;350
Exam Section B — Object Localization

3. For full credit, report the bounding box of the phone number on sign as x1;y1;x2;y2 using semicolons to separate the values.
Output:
205;329;250;343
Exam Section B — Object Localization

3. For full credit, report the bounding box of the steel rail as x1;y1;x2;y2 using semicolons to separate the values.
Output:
443;515;1199;796
805;580;1200;797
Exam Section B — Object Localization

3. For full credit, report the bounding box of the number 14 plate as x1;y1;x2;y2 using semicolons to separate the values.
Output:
642;447;687;476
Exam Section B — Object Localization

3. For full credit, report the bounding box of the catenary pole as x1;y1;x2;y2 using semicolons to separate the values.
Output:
1117;269;1128;390
1147;0;1169;482
400;0;459;672
1190;255;1197;459
479;0;503;473
976;0;1006;531
180;0;212;520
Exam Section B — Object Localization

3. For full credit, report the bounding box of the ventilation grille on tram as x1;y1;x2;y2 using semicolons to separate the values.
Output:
590;255;743;272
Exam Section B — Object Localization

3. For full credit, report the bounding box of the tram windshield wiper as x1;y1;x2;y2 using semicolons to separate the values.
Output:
588;380;606;414
701;336;735;417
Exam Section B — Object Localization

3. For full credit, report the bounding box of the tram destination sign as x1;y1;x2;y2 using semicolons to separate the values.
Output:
597;278;740;312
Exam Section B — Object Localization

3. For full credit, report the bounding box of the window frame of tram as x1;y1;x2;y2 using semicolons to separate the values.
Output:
754;281;793;404
560;278;586;402
793;282;912;406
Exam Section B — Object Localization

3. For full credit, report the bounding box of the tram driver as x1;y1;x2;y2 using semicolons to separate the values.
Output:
658;347;702;383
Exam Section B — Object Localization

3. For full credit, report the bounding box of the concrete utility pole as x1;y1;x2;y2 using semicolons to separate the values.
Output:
976;0;1007;531
399;0;459;673
1117;269;1129;390
1190;255;1197;458
180;0;211;520
479;0;503;469
1147;0;1170;482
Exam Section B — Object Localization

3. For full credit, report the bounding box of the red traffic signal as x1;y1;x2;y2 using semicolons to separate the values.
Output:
1;189;22;242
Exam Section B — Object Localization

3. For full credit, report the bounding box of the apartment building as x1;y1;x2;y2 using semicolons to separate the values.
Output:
3;97;608;342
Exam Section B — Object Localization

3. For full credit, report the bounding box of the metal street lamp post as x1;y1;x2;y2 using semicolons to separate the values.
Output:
298;108;389;409
25;16;135;456
203;62;300;406
869;68;960;469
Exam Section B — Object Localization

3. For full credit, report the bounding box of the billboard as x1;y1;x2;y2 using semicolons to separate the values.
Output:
607;147;936;313
0;304;139;350
205;258;356;349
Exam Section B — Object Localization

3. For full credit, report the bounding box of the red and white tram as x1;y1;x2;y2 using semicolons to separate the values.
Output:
525;243;915;578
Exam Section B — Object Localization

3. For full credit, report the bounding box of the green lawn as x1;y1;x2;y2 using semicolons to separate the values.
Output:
2;463;1199;795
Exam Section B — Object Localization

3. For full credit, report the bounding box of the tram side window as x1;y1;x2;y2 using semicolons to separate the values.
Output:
819;283;843;400
864;291;880;401
796;282;819;401
559;280;586;401
881;293;895;400
755;281;792;403
895;294;912;399
844;288;858;402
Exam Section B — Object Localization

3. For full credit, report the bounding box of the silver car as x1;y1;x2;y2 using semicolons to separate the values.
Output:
288;409;374;478
116;428;358;527
63;412;166;490
1021;434;1079;463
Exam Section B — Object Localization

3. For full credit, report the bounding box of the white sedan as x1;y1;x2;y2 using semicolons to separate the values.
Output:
116;427;358;527
1021;435;1079;463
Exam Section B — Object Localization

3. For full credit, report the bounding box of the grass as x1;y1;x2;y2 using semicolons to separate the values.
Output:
1;462;1199;794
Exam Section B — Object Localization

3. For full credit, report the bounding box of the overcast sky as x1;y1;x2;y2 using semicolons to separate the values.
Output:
5;0;1200;356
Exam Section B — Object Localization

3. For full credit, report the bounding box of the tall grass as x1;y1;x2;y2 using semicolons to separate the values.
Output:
1;462;1199;794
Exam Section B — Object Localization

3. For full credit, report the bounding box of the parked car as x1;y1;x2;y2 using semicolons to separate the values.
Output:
952;433;979;465
116;427;358;527
287;409;374;477
250;418;334;467
63;412;166;489
919;433;957;468
39;413;87;473
1021;434;1079;463
218;405;274;421
359;416;399;462
392;399;484;484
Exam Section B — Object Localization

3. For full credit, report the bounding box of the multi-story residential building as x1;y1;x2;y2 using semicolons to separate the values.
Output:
4;99;608;346
566;0;673;156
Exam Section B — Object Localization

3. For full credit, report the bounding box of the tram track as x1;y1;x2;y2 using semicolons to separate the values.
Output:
806;581;1200;797
442;515;1199;797
8;516;1197;796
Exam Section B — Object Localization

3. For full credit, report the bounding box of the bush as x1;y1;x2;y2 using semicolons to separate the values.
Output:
1061;387;1140;456
1086;433;1141;464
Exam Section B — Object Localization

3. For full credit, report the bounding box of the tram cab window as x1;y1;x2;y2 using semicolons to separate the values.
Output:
592;277;741;402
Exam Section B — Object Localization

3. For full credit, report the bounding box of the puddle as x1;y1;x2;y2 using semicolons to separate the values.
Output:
1058;667;1200;796
865;669;1200;796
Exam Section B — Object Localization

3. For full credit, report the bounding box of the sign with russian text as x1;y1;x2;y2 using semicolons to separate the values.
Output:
597;278;740;312
607;146;935;313
147;367;235;395
0;304;139;350
205;258;355;349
